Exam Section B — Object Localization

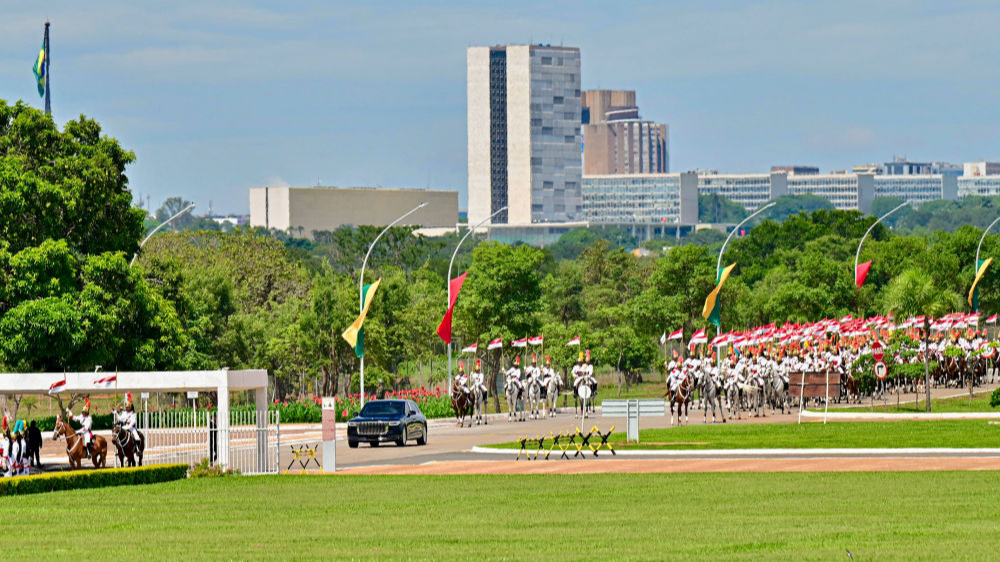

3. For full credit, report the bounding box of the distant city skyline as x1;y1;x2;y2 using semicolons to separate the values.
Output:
2;1;1000;214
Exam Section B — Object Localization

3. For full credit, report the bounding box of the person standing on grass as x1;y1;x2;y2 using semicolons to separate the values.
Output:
26;420;42;469
1;416;10;478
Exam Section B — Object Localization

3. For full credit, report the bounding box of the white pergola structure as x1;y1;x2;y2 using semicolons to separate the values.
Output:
0;369;268;468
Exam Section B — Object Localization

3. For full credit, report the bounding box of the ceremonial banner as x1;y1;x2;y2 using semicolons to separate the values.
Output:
565;336;581;346
855;260;872;288
689;329;708;345
969;258;992;309
511;338;527;348
667;328;683;341
461;343;478;354
436;273;468;344
342;278;382;358
702;263;736;327
527;335;543;346
487;338;503;350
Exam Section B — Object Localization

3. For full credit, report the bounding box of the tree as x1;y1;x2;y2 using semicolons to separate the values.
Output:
698;194;748;223
767;194;835;221
882;268;961;412
155;197;196;231
0;101;144;255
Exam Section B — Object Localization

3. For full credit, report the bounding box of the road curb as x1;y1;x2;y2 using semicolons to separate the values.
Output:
468;445;1000;458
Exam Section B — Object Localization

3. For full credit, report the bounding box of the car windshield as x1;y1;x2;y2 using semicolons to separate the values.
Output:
359;401;404;417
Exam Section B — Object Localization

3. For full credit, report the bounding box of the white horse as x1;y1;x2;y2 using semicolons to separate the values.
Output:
472;383;488;425
544;374;563;417
526;373;543;420
698;371;726;424
505;376;524;422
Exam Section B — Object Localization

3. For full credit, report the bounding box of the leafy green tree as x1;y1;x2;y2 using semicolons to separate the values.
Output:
698;194;748;223
0;101;144;255
882;269;961;412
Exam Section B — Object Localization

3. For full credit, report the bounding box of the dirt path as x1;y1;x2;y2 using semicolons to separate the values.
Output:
336;457;1000;475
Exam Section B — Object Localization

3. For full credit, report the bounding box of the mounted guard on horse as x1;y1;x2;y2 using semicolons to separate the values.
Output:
113;393;145;467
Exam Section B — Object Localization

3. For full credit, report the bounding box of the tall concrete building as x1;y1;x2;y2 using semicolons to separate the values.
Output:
582;90;669;175
467;44;582;226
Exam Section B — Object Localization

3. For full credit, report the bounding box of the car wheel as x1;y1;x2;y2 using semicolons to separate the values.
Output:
370;441;380;447
348;440;358;449
396;427;407;447
416;424;427;446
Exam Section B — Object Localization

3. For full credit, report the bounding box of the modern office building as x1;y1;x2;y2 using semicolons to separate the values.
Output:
873;175;958;205
959;176;1000;197
697;173;787;211
467;44;582;226
249;186;458;238
582;90;669;175
786;173;875;212
582;172;698;225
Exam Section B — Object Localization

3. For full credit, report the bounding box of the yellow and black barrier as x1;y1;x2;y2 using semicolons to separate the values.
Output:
285;444;322;474
515;425;615;460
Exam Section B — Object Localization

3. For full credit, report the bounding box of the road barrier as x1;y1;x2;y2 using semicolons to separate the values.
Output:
602;399;665;442
285;444;322;474
515;425;616;460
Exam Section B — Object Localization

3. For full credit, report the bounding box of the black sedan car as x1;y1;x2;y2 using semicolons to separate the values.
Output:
347;399;428;448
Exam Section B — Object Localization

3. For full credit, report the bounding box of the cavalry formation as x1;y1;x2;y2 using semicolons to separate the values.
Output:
448;313;1000;427
451;351;598;426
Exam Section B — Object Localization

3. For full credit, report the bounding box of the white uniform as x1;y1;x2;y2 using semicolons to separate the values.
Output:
456;373;470;394
1;438;10;478
571;363;585;388
505;366;523;390
470;370;487;394
68;411;94;446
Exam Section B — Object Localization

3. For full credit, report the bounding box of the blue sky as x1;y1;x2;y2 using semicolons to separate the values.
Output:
2;1;999;214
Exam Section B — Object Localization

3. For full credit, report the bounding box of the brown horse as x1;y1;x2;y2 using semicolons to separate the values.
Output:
669;375;693;426
52;417;107;470
451;382;474;428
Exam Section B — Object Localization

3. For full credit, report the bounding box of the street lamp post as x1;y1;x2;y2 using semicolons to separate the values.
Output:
130;203;195;268
974;216;1000;317
446;206;508;390
854;201;909;288
714;201;776;334
358;202;428;407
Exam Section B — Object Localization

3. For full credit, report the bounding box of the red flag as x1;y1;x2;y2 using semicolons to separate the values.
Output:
855;260;872;288
436;273;468;344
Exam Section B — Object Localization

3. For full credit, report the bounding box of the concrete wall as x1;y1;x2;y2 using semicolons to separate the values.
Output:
466;47;492;226
680;172;699;225
249;186;290;231
249;187;457;237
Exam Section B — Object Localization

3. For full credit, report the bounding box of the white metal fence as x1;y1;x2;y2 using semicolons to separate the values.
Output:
125;409;280;475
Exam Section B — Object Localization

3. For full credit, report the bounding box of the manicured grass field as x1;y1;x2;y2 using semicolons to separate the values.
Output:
841;392;997;413
4;472;999;560
487;419;1000;450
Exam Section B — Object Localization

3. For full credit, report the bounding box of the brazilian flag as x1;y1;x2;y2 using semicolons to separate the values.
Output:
703;263;737;328
32;38;46;98
970;258;992;311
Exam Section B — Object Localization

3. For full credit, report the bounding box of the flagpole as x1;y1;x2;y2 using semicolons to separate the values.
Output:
44;22;51;115
974;216;1000;312
360;202;428;407
446;205;507;392
716;201;776;339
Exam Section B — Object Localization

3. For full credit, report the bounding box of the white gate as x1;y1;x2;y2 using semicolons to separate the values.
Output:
132;409;280;475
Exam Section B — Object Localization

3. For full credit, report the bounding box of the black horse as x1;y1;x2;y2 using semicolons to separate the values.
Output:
113;421;145;467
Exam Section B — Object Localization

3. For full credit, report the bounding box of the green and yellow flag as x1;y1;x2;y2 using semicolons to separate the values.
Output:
969;257;992;309
702;263;736;327
342;278;382;358
32;38;46;98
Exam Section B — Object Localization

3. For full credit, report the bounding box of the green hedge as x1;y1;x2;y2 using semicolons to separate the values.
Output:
0;464;189;496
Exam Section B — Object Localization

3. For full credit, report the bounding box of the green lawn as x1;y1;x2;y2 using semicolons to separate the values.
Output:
4;472;1000;560
486;420;1000;450
838;392;998;414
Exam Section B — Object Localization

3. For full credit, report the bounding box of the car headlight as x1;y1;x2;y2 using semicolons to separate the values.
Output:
388;421;401;426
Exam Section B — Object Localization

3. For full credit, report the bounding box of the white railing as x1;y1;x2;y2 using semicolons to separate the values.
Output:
132;409;280;475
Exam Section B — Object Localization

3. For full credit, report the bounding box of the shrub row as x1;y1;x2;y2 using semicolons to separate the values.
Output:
0;464;189;496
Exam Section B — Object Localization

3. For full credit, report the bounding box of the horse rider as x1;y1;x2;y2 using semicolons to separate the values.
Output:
470;359;488;397
455;361;470;395
582;349;595;383
8;419;26;476
120;393;143;446
525;354;541;385
571;353;585;388
541;356;557;388
505;355;523;392
66;398;95;459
